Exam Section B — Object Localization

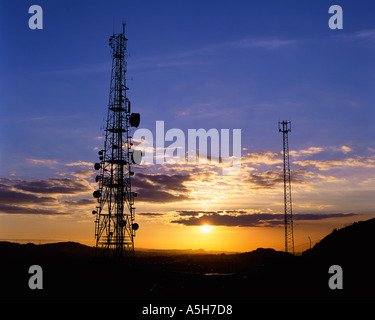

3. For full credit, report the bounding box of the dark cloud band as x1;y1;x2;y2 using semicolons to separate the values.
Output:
171;211;357;227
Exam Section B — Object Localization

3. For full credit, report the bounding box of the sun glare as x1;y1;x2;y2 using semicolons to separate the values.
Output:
199;225;213;233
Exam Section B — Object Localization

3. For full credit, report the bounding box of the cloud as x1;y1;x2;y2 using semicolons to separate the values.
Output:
0;184;56;205
0;177;91;215
171;211;357;227
244;170;284;189
244;169;307;189
10;177;90;194
27;158;95;168
71;169;95;179
138;212;165;216
332;29;375;45
242;151;282;165
196;36;296;55
50;62;110;75
174;100;232;120
134;189;189;203
0;204;69;215
60;198;95;207
290;146;352;158
65;161;94;167
353;29;375;41
340;146;352;154
289;147;325;157
132;36;296;72
137;173;191;192
27;158;59;166
294;156;375;170
133;173;191;203
176;210;217;216
232;38;296;50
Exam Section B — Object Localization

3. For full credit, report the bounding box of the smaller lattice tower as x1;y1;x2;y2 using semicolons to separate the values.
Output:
278;120;294;255
92;24;142;258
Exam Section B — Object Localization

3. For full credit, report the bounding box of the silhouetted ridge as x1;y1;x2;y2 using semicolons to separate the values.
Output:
239;248;292;266
303;217;375;259
0;241;95;260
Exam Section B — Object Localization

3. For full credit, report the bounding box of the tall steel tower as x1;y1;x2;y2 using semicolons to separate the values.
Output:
92;24;142;258
278;120;294;255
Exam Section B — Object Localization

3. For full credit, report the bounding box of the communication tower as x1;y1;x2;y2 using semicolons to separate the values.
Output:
278;120;294;255
92;24;142;258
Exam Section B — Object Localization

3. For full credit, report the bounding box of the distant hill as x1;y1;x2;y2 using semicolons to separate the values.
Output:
303;217;375;260
0;240;290;274
2;219;375;300
0;242;234;259
135;247;236;256
0;241;95;260
2;216;375;262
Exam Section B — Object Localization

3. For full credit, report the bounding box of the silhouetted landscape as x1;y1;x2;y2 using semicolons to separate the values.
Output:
1;218;375;300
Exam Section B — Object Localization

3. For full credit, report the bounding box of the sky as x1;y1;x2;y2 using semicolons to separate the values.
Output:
0;0;374;252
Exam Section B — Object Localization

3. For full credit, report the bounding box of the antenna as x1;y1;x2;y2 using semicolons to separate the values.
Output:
278;120;294;255
92;25;142;259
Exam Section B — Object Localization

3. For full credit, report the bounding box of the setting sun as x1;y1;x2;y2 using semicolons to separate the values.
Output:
199;225;213;233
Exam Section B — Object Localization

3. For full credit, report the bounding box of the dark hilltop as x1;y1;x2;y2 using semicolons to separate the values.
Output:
1;218;375;300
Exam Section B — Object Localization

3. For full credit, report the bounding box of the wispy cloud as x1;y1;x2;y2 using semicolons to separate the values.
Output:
294;155;375;170
27;158;59;166
242;151;282;165
289;147;325;157
244;169;308;189
50;62;110;75
4;142;373;217
133;173;191;203
138;212;165;216
0;183;56;205
354;29;375;40
132;36;297;71
65;161;94;167
171;210;356;227
0;177;90;195
290;145;352;157
0;177;92;215
27;158;94;169
0;204;70;215
331;29;375;46
231;38;296;50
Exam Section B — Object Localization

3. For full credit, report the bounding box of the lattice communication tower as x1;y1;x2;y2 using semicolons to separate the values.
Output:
278;120;294;255
92;24;142;258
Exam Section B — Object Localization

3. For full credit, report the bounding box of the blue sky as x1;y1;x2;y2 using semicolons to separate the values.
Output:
0;1;374;250
1;0;374;170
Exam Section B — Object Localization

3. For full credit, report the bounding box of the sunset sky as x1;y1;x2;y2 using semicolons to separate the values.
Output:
1;0;374;252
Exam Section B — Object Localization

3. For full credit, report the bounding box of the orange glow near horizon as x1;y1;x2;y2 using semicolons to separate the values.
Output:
0;213;374;253
199;225;213;233
1;155;375;253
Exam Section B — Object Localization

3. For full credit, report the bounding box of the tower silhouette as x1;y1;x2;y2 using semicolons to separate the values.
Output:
92;24;141;258
279;120;294;255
